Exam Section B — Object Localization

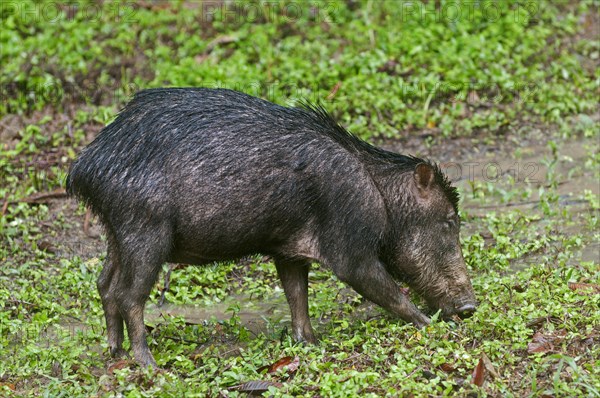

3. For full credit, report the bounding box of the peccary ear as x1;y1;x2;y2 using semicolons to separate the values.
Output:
414;163;435;192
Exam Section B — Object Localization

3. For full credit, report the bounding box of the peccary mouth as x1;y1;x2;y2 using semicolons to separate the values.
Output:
452;302;478;318
429;299;479;320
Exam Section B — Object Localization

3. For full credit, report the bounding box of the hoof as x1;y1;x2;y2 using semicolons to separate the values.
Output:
110;347;130;359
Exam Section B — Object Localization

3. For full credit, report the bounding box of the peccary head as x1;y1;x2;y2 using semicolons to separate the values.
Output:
383;162;478;320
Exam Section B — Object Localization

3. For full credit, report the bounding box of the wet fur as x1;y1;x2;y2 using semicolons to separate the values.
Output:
67;88;473;366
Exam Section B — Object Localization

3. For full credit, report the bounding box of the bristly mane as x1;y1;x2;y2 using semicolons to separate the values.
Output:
296;100;460;212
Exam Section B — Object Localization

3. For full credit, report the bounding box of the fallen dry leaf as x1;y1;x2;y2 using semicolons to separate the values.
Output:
480;353;499;379
513;283;526;293
467;90;481;104
568;282;600;295
0;382;16;391
326;82;342;100
471;356;486;387
107;359;131;375
439;363;455;372
233;380;283;393
258;356;300;375
527;332;554;354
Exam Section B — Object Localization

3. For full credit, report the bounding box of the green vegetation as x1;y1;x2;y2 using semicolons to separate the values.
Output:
1;0;598;396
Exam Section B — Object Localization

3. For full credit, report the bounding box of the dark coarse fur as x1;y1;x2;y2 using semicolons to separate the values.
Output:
296;100;459;211
67;88;458;231
66;88;473;367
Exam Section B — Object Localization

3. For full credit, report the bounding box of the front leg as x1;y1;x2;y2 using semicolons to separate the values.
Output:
333;258;430;328
274;259;317;343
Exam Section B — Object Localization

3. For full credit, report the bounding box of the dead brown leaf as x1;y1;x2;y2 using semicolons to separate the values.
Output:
471;356;486;387
107;359;131;375
0;382;16;391
258;355;300;375
568;282;600;295
467;90;481;104
233;380;283;393
326;82;342;100
439;363;455;373
527;332;554;354
480;353;499;379
513;283;526;293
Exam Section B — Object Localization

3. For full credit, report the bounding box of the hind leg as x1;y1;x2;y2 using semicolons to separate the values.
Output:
114;232;169;368
97;237;128;358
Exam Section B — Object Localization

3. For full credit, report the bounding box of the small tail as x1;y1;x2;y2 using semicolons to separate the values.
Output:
65;156;86;202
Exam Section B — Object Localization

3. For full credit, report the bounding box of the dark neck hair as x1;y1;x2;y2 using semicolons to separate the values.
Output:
296;101;460;212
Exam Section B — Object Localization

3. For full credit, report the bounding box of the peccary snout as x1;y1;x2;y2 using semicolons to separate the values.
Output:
454;301;478;319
